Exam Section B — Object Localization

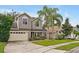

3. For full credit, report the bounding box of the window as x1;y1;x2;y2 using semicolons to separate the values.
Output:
35;20;39;27
23;18;27;25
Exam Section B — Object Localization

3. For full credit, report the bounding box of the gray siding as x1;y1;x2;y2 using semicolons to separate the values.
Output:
11;13;43;30
18;15;31;29
32;20;42;29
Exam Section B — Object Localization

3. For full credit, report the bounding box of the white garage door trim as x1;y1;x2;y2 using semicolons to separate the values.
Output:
9;31;29;41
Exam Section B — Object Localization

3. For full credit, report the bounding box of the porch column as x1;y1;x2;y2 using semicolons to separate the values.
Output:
36;32;38;37
42;32;44;36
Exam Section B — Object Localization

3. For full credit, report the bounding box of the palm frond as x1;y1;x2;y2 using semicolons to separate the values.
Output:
56;14;63;22
53;8;59;13
56;19;61;27
37;10;44;17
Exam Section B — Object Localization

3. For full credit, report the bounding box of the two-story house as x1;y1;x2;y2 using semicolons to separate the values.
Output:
9;13;46;41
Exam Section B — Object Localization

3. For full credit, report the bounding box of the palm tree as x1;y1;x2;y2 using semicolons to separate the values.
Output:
49;8;63;28
37;6;63;39
47;8;63;39
37;6;49;26
37;6;52;39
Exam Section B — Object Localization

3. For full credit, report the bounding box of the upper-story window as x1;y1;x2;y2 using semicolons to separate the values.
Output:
23;18;27;25
35;20;39;27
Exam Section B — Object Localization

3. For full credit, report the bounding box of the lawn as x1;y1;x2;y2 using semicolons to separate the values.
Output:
32;39;76;46
0;42;6;53
55;43;79;51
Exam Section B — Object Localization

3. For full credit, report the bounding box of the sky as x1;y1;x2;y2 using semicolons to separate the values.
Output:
0;5;78;26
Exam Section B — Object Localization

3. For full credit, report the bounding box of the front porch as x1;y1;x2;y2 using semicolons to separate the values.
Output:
30;31;46;40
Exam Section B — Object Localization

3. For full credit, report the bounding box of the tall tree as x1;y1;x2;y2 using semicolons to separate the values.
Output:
37;6;49;28
62;18;73;38
48;8;63;28
76;25;79;28
0;14;13;42
37;6;63;39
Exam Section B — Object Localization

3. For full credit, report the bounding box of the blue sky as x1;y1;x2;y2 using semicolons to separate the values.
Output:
0;5;78;26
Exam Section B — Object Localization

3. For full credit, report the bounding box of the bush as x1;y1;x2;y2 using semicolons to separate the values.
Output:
0;14;13;42
56;34;64;40
29;36;46;41
0;32;10;42
40;36;46;40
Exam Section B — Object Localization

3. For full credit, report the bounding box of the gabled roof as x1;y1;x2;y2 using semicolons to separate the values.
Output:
15;13;31;18
31;17;42;22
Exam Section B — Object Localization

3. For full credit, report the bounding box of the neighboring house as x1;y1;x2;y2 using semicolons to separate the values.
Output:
73;27;79;39
9;13;46;41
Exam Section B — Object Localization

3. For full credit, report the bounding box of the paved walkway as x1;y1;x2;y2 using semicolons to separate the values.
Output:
69;47;79;53
4;41;79;53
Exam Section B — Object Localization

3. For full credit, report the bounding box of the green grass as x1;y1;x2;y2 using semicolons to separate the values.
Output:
55;43;79;51
0;42;6;53
32;39;76;46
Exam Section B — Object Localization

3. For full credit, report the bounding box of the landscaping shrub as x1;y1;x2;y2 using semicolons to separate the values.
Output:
0;14;13;42
29;36;46;41
56;34;64;40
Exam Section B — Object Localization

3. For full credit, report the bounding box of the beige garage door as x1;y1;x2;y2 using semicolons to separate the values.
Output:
9;31;28;41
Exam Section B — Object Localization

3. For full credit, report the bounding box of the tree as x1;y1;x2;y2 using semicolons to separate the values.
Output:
37;6;63;39
73;24;79;39
62;18;73;38
48;8;63;28
73;30;79;39
0;14;13;42
48;8;63;39
37;6;49;27
76;25;79;28
37;6;51;39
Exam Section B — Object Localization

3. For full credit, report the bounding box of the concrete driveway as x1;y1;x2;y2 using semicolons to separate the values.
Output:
4;41;66;53
4;41;44;53
4;41;79;53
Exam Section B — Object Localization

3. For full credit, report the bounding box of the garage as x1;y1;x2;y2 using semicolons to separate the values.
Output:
9;31;29;41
